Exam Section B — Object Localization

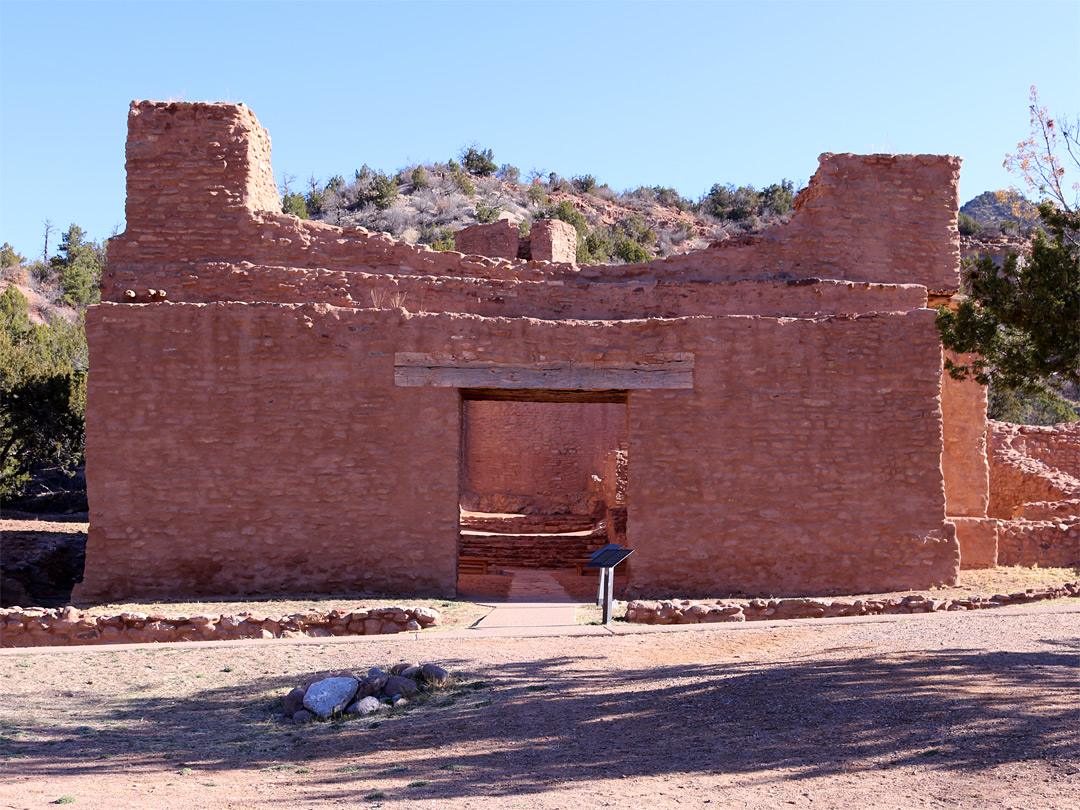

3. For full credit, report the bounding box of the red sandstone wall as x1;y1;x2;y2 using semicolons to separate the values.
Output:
104;103;959;297
461;400;626;514
78;101;968;602
103;259;928;319
987;421;1080;518
454;221;519;261
940;352;989;518
75;303;461;602
78;303;957;601
529;219;577;263
628;310;956;597
124;101;278;232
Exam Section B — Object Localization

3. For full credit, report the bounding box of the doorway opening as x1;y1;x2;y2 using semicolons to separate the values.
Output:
457;389;628;601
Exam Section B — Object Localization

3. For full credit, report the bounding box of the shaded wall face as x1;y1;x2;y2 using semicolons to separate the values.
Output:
461;400;627;514
940;352;989;518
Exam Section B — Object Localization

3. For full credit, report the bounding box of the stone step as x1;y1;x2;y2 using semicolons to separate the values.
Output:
459;513;598;534
459;532;608;568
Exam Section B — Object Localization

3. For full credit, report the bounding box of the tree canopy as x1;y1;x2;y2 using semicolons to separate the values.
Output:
937;87;1079;409
0;284;88;498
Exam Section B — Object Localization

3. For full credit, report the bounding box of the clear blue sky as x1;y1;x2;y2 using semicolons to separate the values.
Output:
2;0;1078;260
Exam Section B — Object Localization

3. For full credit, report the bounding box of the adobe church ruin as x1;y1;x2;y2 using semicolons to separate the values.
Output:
74;100;1018;602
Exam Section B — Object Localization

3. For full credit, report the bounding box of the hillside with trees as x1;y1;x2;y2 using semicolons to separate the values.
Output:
0;228;104;510
958;189;1042;235
285;146;800;264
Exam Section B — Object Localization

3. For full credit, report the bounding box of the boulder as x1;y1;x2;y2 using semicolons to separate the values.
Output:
412;607;440;626
391;662;419;675
383;675;419;698
302;670;354;690
283;687;306;718
291;709;314;724
303;677;360;719
420;664;450;686
346;696;384;716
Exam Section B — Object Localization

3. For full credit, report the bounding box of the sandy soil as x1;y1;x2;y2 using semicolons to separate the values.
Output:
1;602;1077;809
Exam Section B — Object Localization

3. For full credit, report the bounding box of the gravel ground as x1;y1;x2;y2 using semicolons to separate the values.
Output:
1;601;1077;809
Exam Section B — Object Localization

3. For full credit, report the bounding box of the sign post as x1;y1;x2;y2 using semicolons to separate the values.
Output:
585;547;634;626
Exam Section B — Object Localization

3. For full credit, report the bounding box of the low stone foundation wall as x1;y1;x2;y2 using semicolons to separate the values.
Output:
0;604;440;647
997;519;1080;568
626;582;1080;624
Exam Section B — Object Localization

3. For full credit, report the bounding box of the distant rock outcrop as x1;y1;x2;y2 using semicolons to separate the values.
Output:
960;190;1042;231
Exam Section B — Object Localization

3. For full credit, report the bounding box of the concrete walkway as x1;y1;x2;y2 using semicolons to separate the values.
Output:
472;568;581;630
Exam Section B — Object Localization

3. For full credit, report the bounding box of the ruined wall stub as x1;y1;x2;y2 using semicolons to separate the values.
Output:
74;101;974;602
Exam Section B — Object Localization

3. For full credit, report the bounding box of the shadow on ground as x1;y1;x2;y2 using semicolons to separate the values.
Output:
4;641;1077;800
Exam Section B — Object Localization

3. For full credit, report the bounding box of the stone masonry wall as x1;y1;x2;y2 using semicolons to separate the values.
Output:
461;400;626;514
76;304;462;602
453;221;519;261
77;304;958;601
627;309;956;597
940;353;990;518
124;102;279;233
528;219;577;263
77;101;967;602
454;218;576;264
103;260;929;319
983;420;1080;569
987;421;1080;518
103;104;960;297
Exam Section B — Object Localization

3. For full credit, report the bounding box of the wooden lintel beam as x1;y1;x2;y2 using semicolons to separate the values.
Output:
394;353;694;390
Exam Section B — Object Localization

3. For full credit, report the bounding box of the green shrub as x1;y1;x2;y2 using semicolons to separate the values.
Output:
498;164;520;184
572;175;598;194
526;185;549;206
475;202;501;224
761;179;796;216
282;192;308;219
305;175;325;215
461;146;497;177
702;183;761;221
990;385;1078;424
51;225;104;308
411;166;429;190
548;173;572;192
1;286;88;499
453;169;476;197
419;224;456;251
614;237;650;264
957;212;981;235
365;172;399;210
1;242;25;269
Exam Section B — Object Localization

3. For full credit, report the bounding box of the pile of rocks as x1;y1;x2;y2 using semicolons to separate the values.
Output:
281;662;451;724
626;581;1080;625
0;604;441;647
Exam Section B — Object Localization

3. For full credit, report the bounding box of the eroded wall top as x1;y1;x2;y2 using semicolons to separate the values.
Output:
108;101;962;308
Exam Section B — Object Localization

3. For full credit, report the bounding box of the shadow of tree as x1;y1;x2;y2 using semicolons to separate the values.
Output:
4;643;1077;801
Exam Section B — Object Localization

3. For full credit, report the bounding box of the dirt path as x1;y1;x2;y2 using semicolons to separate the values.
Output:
2;602;1077;809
